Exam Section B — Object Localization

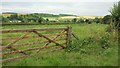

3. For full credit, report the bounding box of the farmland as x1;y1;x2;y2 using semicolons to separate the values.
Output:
1;12;105;25
1;0;120;67
2;23;118;66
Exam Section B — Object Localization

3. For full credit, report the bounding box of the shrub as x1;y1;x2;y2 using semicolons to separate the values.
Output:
65;32;111;53
65;37;94;52
99;35;110;49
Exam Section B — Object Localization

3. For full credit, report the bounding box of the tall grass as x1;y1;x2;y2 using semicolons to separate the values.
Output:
2;24;118;66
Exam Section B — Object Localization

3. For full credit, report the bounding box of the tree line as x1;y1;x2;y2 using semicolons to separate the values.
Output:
1;13;112;25
67;15;111;24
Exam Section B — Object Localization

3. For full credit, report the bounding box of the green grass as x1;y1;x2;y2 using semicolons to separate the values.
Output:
2;23;118;66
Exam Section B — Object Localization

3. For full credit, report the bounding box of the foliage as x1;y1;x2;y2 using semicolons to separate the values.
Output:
46;18;49;23
72;18;77;23
2;13;76;24
9;14;18;20
105;25;112;32
2;13;45;24
1;11;119;25
99;33;110;49
94;17;102;24
65;32;110;52
84;19;92;24
59;14;76;16
65;37;94;52
102;15;112;24
109;1;120;29
77;18;85;23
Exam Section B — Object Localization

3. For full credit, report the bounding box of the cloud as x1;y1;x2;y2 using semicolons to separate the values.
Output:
2;2;114;16
1;0;119;2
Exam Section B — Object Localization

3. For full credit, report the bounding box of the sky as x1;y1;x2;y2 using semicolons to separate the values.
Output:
1;0;119;16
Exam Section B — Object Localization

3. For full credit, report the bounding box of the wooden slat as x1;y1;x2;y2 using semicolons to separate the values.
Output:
37;30;66;53
33;31;65;48
0;46;5;50
3;32;30;49
13;38;66;47
1;28;67;33
1;33;66;40
1;38;66;50
2;47;63;62
2;45;55;56
2;43;66;56
2;32;30;55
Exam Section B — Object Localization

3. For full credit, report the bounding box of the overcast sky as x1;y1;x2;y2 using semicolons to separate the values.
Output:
1;0;119;16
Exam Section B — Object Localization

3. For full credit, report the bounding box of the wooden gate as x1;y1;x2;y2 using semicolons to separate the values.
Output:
0;26;72;62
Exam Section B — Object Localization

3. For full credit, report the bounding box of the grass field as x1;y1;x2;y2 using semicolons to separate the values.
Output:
43;16;103;21
2;24;118;66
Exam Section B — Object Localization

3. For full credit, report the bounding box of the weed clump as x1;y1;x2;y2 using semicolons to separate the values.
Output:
65;36;94;52
65;32;111;53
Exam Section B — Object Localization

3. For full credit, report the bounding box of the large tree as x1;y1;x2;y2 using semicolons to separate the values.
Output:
109;1;120;29
72;18;77;23
102;15;111;24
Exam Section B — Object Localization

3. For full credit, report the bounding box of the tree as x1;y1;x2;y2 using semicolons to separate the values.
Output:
2;17;9;22
94;17;99;24
46;18;49;23
38;17;44;24
10;14;18;20
72;18;77;23
85;19;90;24
77;19;84;23
102;15;111;24
109;1;120;29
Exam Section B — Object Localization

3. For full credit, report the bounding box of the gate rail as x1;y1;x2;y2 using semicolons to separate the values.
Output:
0;26;72;62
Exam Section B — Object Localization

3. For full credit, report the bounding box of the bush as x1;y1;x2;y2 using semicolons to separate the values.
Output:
99;35;110;49
65;37;94;52
65;32;110;53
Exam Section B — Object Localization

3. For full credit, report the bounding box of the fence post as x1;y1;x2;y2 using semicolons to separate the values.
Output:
66;26;72;48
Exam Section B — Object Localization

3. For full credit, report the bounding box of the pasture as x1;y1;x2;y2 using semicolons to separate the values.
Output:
1;23;118;66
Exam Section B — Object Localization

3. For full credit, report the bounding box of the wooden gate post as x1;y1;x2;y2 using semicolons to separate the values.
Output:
66;26;72;48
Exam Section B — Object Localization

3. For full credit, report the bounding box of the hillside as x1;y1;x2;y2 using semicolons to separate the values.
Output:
1;12;76;17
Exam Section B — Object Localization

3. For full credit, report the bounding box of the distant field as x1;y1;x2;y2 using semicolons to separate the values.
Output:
1;13;25;17
2;24;118;66
44;17;59;21
1;14;12;17
60;16;103;19
43;16;103;21
1;13;103;20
